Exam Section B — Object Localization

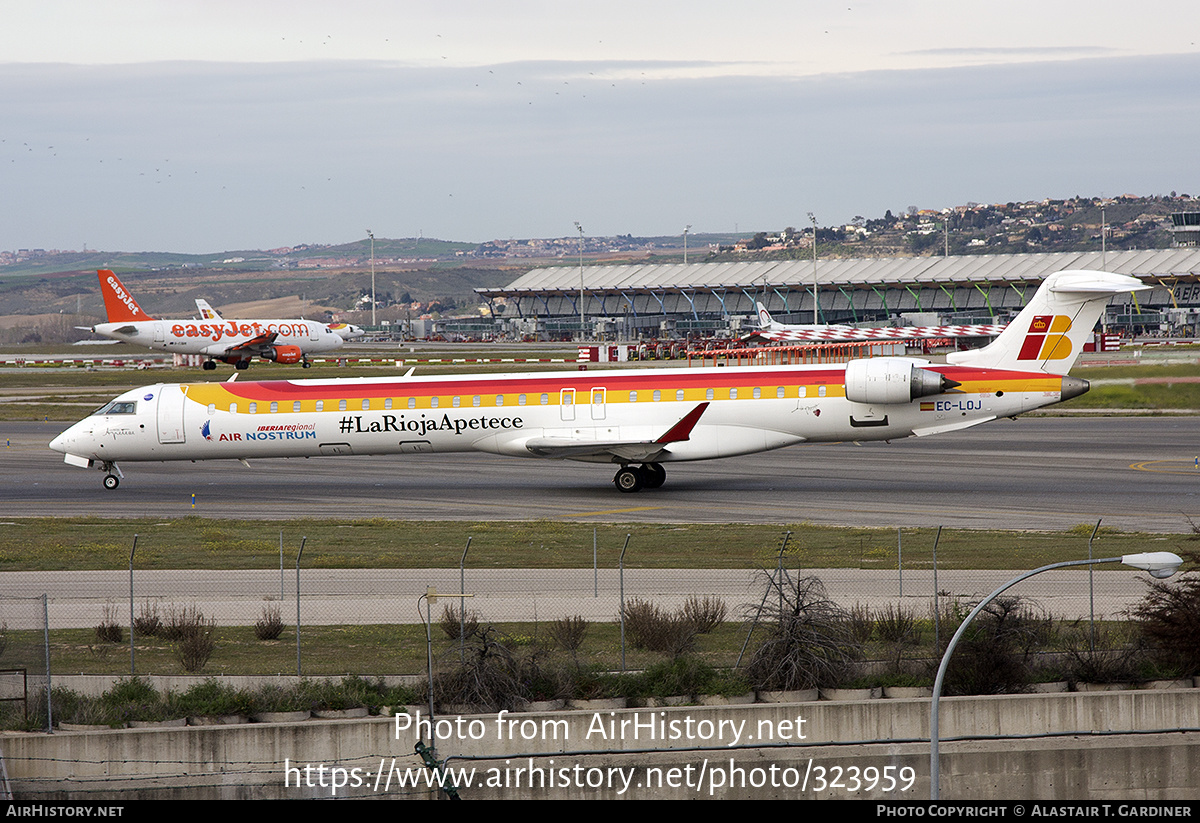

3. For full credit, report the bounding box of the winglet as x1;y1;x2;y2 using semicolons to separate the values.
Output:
97;270;154;322
656;402;709;444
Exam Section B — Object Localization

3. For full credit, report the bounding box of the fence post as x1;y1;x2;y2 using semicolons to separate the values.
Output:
42;594;52;735
459;537;472;663
128;534;138;675
295;536;307;677
618;534;630;672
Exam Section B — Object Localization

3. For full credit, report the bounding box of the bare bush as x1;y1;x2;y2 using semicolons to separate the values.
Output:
846;604;874;644
682;595;727;634
621;598;697;657
175;616;216;673
162;604;208;641
132;602;163;638
1133;553;1200;675
439;606;480;641
254;603;284;641
548;615;589;653
1062;623;1147;684
95;603;122;644
432;627;527;712
742;573;860;691
875;603;918;645
939;597;1051;696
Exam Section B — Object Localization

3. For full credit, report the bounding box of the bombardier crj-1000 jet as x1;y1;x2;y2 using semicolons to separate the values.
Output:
88;270;347;370
52;270;1144;491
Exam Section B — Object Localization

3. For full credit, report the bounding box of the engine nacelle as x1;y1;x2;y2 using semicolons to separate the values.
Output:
844;358;958;404
266;345;304;364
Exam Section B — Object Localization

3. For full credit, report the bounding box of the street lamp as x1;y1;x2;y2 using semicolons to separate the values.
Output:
366;229;376;328
574;221;585;340
684;224;692;265
807;212;818;323
929;551;1183;800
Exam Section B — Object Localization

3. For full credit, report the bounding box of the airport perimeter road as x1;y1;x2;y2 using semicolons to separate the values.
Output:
0;567;1157;628
3;416;1199;532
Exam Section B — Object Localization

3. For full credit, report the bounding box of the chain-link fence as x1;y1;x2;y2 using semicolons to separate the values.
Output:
0;526;1170;681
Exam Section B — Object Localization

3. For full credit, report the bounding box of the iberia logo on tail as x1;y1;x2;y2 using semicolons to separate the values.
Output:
1017;314;1073;361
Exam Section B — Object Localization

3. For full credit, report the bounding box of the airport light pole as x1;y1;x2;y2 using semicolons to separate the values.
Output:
683;224;692;265
366;229;376;328
929;551;1183;800
574;221;585;340
808;212;819;323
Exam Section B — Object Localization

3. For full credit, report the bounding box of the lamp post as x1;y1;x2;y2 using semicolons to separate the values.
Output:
929;551;1183;800
683;224;692;265
366;229;376;328
574;221;585;339
807;212;818;323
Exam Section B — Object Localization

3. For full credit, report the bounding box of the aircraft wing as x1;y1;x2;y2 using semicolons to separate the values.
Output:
201;332;279;358
523;402;709;462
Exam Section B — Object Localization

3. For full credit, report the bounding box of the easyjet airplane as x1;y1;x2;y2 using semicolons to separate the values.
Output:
87;270;347;369
743;303;1008;344
195;299;365;341
52;270;1144;492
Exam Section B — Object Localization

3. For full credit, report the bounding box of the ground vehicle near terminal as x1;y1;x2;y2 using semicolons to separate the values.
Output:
52;270;1144;492
87;270;348;369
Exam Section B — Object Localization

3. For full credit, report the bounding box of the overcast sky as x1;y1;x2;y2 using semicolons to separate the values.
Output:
3;1;1199;253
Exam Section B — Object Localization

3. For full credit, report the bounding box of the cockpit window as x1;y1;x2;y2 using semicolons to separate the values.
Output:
93;401;137;416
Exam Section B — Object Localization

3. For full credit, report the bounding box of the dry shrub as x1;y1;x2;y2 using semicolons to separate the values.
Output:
176;620;216;673
875;603;918;645
432;627;527;712
621;598;697;657
742;573;860;692
163;604;208;641
682;595;727;634
439;606;480;641
132;602;163;638
254;603;284;641
939;597;1050;696
95;603;122;644
1133;553;1200;676
549;615;589;653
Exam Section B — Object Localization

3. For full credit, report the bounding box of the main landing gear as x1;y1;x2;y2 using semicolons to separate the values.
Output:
202;360;217;371
613;463;666;493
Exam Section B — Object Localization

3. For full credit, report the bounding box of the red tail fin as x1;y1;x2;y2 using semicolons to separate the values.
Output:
97;270;154;322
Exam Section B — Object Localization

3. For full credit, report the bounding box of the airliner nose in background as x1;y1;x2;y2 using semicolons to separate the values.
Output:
86;270;345;370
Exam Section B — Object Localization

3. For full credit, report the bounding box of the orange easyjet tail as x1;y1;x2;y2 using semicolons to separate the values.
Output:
97;270;154;323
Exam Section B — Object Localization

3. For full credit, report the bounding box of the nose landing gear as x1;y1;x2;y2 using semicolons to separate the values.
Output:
98;461;123;490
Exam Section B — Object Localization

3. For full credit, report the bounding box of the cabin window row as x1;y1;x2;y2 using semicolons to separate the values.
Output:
206;385;827;415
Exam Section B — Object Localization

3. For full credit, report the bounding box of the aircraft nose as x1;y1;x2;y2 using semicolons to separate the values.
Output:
49;429;71;454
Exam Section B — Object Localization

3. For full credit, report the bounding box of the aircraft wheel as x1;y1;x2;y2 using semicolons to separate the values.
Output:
202;360;217;371
641;463;666;489
103;474;120;490
613;466;643;493
302;361;311;369
235;360;249;370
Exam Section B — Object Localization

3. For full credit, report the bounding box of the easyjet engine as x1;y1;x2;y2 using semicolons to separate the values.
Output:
844;358;959;404
264;345;304;364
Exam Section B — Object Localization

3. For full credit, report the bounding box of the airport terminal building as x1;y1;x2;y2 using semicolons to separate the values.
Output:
474;248;1200;340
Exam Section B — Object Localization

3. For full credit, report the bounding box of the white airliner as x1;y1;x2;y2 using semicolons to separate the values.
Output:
194;299;365;342
743;302;1008;344
52;270;1143;492
88;270;347;370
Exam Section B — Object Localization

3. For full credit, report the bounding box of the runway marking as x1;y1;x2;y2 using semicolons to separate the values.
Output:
567;506;664;517
1130;460;1200;476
